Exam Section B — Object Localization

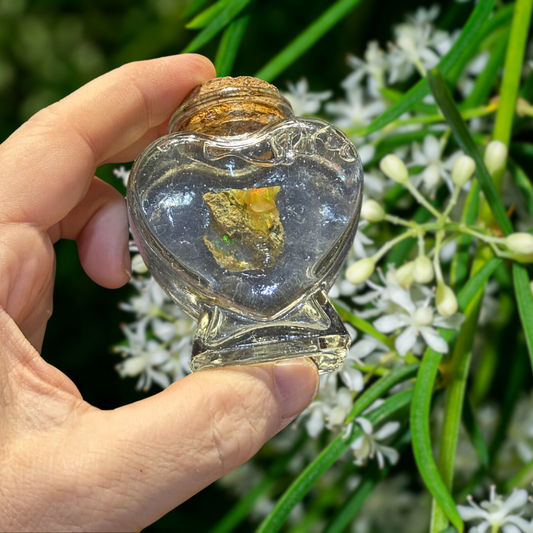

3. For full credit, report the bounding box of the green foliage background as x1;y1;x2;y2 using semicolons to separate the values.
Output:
0;0;493;530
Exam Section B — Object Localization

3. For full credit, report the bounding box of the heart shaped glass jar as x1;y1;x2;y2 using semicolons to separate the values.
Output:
127;77;363;373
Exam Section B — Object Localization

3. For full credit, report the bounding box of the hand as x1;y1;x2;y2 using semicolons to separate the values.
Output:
0;55;319;532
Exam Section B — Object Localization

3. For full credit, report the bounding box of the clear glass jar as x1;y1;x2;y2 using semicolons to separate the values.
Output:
127;76;364;373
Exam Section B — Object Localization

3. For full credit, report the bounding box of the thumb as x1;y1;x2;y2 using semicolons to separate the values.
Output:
101;358;319;529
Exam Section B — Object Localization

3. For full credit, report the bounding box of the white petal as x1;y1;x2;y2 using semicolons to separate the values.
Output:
423;135;441;161
306;408;325;438
373;314;404;333
377;444;399;465
389;285;416;314
501;489;529;514
420;327;449;354
395;327;417;356
433;313;465;329
353;290;381;305
502;524;523;533
351;434;364;451
349;339;378;360
342;367;364;392
362;399;385;414
457;506;487;521
150;369;171;390
374;421;401;440
355;417;373;434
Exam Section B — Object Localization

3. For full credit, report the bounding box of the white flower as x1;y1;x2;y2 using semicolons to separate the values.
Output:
131;253;148;274
304;378;354;437
113;165;131;187
350;335;390;366
352;220;375;258
348;417;400;469
342;42;388;98
331;337;380;392
282;78;332;116
387;7;443;82
457;487;533;533
373;286;464;355
325;84;385;130
410;135;461;196
119;275;169;319
116;321;172;391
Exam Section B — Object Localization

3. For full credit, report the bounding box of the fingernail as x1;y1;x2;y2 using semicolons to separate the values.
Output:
274;358;319;421
123;247;132;280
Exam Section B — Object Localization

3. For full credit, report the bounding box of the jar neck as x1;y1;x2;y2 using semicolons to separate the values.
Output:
169;77;294;137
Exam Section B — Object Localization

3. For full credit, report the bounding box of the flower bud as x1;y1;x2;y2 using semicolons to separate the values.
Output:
412;256;434;284
345;257;375;285
396;261;415;288
452;155;475;188
504;233;533;254
484;141;508;176
436;283;458;317
530;280;533;298
131;253;149;274
361;199;385;222
379;154;409;184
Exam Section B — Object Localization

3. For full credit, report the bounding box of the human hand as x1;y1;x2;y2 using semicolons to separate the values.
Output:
0;55;319;532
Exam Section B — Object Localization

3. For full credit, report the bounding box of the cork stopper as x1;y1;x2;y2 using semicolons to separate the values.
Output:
169;76;294;136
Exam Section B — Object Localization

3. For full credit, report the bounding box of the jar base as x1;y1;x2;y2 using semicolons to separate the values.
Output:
189;290;350;374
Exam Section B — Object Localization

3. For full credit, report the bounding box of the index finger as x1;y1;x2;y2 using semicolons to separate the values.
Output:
0;54;215;227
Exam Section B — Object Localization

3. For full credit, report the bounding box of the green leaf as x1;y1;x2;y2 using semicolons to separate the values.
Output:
411;350;464;532
256;369;418;533
513;263;533;371
187;0;235;28
358;0;496;137
214;13;250;77
450;182;481;290
183;0;252;53
456;257;503;311
492;0;533;148
427;68;513;235
183;0;213;21
334;303;394;348
255;0;365;82
509;158;533;218
463;397;490;469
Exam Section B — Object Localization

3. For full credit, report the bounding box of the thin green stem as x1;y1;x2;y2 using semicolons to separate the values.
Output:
372;230;417;262
433;231;445;284
404;180;443;219
384;214;417;228
491;0;533;190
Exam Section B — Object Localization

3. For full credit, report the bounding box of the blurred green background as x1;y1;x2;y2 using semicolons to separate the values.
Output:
0;0;468;530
